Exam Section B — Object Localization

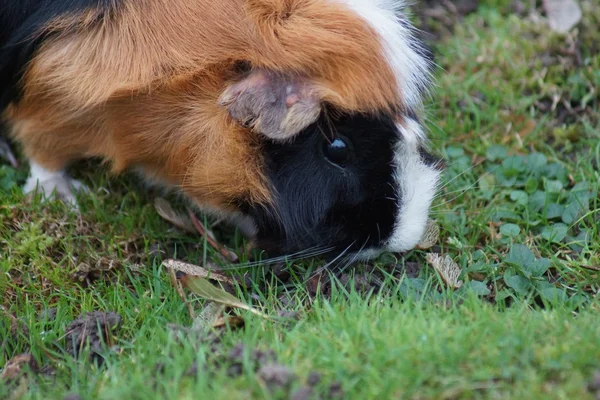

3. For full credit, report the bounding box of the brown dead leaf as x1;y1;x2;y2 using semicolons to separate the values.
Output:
212;315;245;329
187;302;244;337
306;271;328;298
0;354;38;382
579;265;600;272
543;0;582;33
416;219;440;250
426;253;463;289
192;302;226;330
517;119;537;139
188;208;239;262
154;198;197;233
162;259;233;284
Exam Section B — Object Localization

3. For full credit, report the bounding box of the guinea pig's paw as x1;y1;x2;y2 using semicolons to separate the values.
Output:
70;179;90;195
219;69;321;141
23;164;87;209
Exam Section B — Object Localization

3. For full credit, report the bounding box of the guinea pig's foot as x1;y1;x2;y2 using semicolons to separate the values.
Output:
219;69;321;141
69;178;90;195
23;162;88;209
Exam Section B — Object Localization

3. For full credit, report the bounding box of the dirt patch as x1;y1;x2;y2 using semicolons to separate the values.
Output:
304;260;425;299
588;371;600;399
1;308;29;343
219;343;343;398
1;201;151;304
39;307;58;322
64;311;122;363
413;0;480;41
224;343;277;377
327;381;344;399
529;34;597;129
258;363;296;390
512;1;600;132
150;341;341;399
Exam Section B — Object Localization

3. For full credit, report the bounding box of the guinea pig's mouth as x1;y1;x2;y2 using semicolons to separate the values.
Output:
247;236;371;267
234;110;445;266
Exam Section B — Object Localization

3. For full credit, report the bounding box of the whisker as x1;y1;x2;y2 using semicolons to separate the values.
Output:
336;238;369;275
216;245;335;270
432;168;500;209
438;158;490;191
439;182;529;198
302;242;355;285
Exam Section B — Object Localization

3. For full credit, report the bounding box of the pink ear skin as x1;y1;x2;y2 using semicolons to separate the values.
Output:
218;69;321;141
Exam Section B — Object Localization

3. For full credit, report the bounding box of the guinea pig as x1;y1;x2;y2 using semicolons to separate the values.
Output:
0;0;442;260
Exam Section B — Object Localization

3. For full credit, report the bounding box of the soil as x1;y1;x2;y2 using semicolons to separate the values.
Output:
303;259;425;300
167;342;339;399
588;371;600;399
2;202;149;296
413;0;480;41
1;309;29;343
64;311;122;363
290;386;313;400
258;363;296;390
39;307;58;322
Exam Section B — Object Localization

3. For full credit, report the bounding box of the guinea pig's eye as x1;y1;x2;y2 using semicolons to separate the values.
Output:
323;137;350;165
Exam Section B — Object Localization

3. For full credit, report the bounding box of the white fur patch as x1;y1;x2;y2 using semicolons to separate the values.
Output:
24;162;87;206
386;121;440;253
334;0;432;118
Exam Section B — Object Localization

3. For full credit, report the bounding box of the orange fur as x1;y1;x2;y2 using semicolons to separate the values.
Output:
5;0;400;208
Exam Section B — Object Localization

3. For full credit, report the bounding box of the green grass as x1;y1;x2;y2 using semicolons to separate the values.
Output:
2;1;600;399
4;292;600;399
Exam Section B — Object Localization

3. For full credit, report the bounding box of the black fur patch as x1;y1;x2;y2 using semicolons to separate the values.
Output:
0;0;123;110
240;111;400;256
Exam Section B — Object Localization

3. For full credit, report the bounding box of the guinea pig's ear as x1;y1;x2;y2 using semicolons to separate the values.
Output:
218;68;321;141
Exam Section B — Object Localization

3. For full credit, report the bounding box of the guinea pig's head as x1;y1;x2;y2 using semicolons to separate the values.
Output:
215;0;443;259
235;109;442;259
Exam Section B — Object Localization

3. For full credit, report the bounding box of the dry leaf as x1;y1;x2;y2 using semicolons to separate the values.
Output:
191;302;225;331
579;265;600;272
154;198;197;233
416;219;440;250
188;208;239;262
212;315;245;329
190;302;245;331
180;275;269;319
426;253;463;289
1;354;37;381
155;198;239;262
543;0;582;33
306;270;330;298
162;259;233;284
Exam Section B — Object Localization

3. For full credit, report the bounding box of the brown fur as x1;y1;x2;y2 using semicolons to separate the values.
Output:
5;0;400;209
